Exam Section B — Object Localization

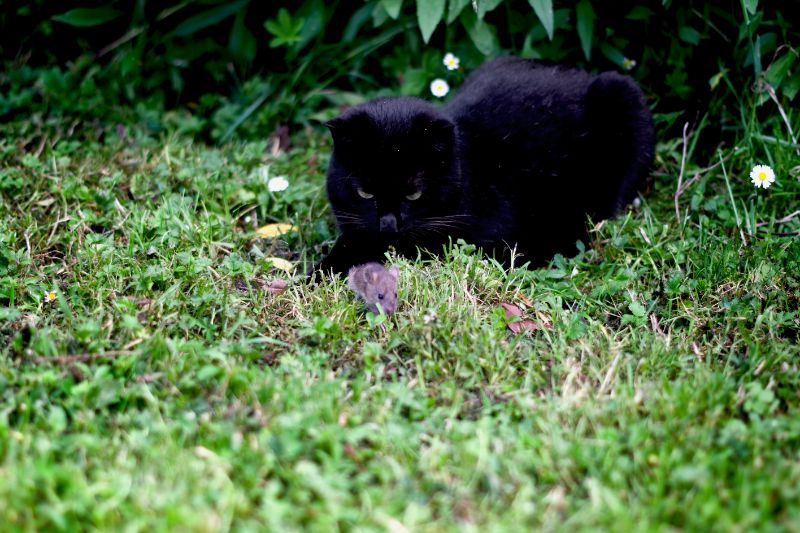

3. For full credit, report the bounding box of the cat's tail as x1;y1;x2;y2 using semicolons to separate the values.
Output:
584;72;655;217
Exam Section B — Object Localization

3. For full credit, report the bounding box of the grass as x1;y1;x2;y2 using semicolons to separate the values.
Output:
1;104;799;531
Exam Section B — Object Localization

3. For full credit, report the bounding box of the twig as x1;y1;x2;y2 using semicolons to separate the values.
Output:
96;26;145;58
46;211;72;246
34;135;48;158
650;313;665;336
674;122;690;225
752;133;800;149
676;149;736;196
719;151;747;246
29;350;133;365
756;210;800;228
775;210;800;224
759;78;800;156
599;352;622;395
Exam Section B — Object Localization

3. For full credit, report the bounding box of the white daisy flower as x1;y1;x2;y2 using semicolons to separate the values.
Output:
443;52;460;71
622;57;637;71
267;176;289;192
44;290;57;303
750;164;776;189
430;79;450;98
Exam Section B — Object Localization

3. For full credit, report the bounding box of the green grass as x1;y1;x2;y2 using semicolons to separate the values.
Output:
1;109;799;531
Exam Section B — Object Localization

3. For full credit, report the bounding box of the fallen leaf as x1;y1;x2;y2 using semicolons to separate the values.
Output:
536;311;553;330
251;277;289;294
500;302;522;317
507;319;539;334
517;293;534;307
265;257;294;273
500;302;539;334
265;279;288;294
260;353;279;366
254;223;297;239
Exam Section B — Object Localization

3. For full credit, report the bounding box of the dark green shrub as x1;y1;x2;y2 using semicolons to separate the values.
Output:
1;1;797;144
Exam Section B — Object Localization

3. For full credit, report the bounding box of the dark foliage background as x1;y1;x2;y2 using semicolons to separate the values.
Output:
1;0;797;148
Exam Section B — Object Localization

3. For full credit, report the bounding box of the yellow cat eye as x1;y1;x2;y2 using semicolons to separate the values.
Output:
406;191;422;201
357;188;374;199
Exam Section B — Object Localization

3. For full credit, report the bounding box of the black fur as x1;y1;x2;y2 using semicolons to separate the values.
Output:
316;56;654;275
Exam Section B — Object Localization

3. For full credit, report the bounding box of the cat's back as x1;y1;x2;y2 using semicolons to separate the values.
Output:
445;57;591;121
443;57;594;179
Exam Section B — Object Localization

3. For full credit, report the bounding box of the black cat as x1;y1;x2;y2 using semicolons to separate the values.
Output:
315;56;654;276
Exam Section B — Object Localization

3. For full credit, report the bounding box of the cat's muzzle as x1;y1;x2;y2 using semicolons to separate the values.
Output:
379;213;398;233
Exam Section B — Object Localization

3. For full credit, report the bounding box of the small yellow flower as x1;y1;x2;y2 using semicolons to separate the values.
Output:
750;164;776;189
430;79;450;98
44;291;57;303
622;57;637;71
443;52;460;71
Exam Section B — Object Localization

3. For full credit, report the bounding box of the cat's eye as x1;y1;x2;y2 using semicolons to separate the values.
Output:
357;188;374;199
406;191;422;201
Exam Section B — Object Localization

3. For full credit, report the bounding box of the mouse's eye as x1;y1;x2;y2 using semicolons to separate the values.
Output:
395;292;398;298
405;190;422;201
378;293;384;300
357;188;374;199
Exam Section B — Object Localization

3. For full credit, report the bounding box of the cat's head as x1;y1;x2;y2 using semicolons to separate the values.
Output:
325;97;463;246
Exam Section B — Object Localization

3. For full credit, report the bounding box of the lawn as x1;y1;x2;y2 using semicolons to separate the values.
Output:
1;110;799;531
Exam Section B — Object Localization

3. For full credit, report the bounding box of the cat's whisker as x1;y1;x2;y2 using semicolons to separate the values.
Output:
417;219;471;232
334;210;367;222
410;225;457;237
419;215;473;224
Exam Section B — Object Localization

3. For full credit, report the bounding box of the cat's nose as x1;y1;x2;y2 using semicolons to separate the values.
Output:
379;213;398;233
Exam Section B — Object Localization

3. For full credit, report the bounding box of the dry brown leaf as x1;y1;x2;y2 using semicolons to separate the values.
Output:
507;319;539;334
500;302;522;317
517;293;534;307
265;279;288;294
500;302;539;334
536;311;553;330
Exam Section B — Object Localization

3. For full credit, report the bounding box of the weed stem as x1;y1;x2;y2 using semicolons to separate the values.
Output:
718;151;747;246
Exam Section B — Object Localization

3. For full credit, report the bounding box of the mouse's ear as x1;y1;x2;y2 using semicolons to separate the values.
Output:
370;270;379;283
388;266;399;281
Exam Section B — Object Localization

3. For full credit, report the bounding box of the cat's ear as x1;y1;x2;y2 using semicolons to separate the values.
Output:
388;266;399;281
413;115;454;136
413;115;455;153
326;110;371;146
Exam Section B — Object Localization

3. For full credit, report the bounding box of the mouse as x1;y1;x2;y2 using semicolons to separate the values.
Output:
347;262;399;315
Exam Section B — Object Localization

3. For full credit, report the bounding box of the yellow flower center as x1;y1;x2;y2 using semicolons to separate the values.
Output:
758;171;767;181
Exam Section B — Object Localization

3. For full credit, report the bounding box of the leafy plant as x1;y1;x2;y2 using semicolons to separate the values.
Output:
0;0;797;146
265;8;304;48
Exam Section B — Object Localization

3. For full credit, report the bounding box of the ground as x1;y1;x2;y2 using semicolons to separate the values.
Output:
0;115;799;531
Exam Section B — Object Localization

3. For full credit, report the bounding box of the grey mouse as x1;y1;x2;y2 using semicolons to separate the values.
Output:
347;263;399;315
